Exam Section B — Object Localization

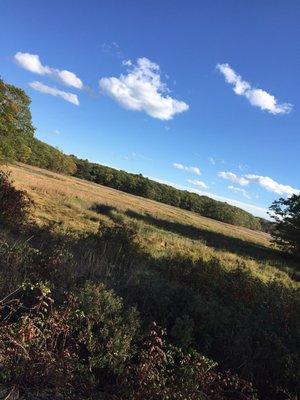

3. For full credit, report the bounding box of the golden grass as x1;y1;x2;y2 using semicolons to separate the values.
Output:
2;163;297;284
5;163;270;245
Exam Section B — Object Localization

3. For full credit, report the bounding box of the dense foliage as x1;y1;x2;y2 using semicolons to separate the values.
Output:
270;194;300;258
0;174;299;399
0;77;269;231
0;78;77;174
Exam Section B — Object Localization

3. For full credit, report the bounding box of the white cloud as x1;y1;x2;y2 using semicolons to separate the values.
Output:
122;59;132;67
217;63;292;114
29;81;79;106
124;152;152;161
15;52;83;89
228;185;251;199
173;163;201;175
54;70;83;89
99;57;189;120
244;174;299;196
218;171;249;186
187;179;208;189
219;170;299;196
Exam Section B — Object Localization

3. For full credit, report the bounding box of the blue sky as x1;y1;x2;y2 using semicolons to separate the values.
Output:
1;0;299;219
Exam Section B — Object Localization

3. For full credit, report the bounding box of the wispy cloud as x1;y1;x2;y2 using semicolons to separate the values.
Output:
15;52;83;89
101;42;123;58
209;157;216;165
187;179;208;189
29;81;79;105
124;152;152;161
228;185;251;199
219;170;299;196
217;63;292;114
99;57;189;120
173;163;201;175
218;171;249;186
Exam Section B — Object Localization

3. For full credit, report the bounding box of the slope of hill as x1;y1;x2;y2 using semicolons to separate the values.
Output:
4;162;296;279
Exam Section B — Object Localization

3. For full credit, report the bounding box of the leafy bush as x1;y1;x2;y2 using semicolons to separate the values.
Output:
0;283;79;395
117;322;258;400
0;170;32;229
74;282;140;379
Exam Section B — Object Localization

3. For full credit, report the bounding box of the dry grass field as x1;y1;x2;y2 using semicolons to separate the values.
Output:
5;163;269;242
3;162;297;282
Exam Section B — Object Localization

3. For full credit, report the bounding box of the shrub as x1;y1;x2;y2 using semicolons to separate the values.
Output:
0;170;32;229
74;282;140;379
117;322;258;400
0;283;79;395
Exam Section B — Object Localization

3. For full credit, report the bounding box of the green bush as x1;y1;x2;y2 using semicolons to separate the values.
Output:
75;282;140;377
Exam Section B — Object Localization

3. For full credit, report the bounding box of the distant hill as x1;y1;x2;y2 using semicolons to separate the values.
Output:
0;77;272;231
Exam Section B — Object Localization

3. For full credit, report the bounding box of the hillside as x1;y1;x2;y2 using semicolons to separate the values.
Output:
4;162;297;280
5;163;268;239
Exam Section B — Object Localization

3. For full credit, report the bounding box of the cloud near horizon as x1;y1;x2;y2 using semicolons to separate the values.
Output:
219;170;299;196
15;52;83;89
99;57;189;120
228;185;251;199
218;171;249;186
217;63;292;114
187;179;208;189
29;81;79;105
173;163;201;175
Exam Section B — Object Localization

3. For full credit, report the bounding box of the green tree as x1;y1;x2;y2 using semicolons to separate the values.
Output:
269;194;300;257
0;78;35;138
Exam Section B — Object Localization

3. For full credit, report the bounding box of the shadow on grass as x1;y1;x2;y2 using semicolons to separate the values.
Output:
125;210;293;266
90;203;117;216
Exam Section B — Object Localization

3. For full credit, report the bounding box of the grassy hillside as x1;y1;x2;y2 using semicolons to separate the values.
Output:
4;163;297;280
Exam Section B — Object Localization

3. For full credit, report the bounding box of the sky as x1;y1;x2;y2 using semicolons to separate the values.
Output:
1;0;300;219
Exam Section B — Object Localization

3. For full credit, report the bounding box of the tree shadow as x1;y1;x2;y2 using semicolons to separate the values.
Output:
125;210;293;267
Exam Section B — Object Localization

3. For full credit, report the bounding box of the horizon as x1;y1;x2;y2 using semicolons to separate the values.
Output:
1;0;299;219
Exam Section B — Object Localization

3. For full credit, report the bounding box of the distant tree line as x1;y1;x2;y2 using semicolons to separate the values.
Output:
0;77;270;231
72;157;267;230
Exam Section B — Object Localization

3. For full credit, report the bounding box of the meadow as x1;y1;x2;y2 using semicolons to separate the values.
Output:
4;162;297;280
